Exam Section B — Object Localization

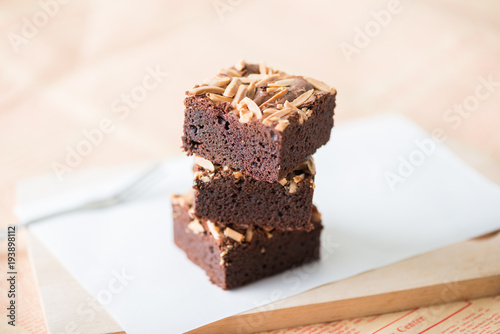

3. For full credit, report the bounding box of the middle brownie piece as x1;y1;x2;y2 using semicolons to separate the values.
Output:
193;156;316;231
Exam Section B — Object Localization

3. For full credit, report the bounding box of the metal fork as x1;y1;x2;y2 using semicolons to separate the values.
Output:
0;163;165;240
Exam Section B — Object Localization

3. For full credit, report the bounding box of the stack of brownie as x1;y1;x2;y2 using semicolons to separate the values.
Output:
172;61;336;290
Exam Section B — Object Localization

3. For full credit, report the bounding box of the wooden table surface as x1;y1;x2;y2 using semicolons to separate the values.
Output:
1;0;500;332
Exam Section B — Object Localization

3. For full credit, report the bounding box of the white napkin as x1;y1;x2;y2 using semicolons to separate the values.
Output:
16;114;500;333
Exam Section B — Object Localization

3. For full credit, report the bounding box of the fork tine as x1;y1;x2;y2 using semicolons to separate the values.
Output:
0;163;169;240
115;164;165;202
117;173;164;202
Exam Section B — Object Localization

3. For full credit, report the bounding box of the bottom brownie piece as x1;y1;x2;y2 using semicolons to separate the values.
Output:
171;192;323;290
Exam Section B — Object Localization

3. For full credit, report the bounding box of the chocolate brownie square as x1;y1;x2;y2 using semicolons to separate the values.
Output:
193;156;316;231
171;192;323;290
182;60;336;182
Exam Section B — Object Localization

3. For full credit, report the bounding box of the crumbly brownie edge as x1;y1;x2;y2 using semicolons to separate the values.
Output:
193;158;315;230
182;95;282;182
172;193;323;290
182;91;335;182
279;92;336;179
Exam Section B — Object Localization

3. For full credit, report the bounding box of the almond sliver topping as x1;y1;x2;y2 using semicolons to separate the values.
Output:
220;68;241;77
293;173;305;183
262;108;279;115
241;97;262;119
262;108;280;126
247;73;267;80
291;89;314;107
224;228;245;242
278;71;291;79
263;107;292;122
259;61;267;74
268;79;296;87
304;77;335;93
189;86;225;95
246;81;256;99
255;74;280;87
223;78;242;97
235;59;246;71
274;119;289;132
239;77;255;84
266;87;282;93
260;88;288;108
204;76;231;87
245;228;253;242
208;93;233;103
187;220;204;234
207;221;222;240
232;85;248;107
307;158;316;175
239;112;253;123
195;156;215;171
284;100;302;113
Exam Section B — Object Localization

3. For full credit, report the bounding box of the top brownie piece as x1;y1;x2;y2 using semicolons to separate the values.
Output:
182;61;336;182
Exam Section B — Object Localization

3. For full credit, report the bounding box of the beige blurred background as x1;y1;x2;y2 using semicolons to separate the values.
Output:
1;0;499;332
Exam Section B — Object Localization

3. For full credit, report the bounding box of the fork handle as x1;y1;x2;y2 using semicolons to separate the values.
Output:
0;202;94;241
0;211;65;240
0;199;117;241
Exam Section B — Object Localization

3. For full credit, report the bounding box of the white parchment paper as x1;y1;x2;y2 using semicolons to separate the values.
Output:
16;115;500;333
